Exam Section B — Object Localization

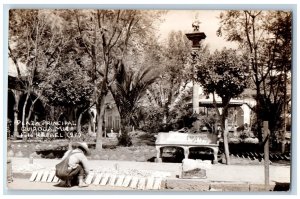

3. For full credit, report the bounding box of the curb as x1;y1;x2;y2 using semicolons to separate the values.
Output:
165;178;290;192
12;172;32;179
12;172;290;191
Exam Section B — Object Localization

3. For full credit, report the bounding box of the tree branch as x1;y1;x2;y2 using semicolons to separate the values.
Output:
8;46;21;79
74;11;93;58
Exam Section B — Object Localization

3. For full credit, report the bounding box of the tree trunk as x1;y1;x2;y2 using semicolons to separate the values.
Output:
221;105;231;165
96;94;106;150
13;91;20;137
223;118;230;165
282;68;287;154
119;116;132;146
87;111;93;135
212;93;231;165
77;112;83;133
25;95;41;135
163;105;170;125
21;92;30;141
256;88;263;142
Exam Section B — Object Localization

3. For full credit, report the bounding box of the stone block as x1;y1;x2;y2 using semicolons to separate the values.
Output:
182;159;212;171
93;173;103;185
115;175;125;186
137;177;146;190
249;184;275;192
129;177;139;189
153;178;164;190
122;176;132;187
210;183;250;192
182;169;206;179
165;179;209;191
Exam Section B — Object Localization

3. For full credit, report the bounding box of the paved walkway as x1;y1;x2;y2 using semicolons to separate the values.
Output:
7;178;134;191
9;157;290;185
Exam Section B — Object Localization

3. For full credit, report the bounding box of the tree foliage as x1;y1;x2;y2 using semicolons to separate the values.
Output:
218;10;292;141
196;48;249;103
110;61;160;146
72;10;165;149
195;48;249;164
9;10;69;135
43;64;93;108
8;9;166;144
146;31;192;129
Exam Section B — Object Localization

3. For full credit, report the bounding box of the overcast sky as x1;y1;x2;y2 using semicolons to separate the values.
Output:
157;10;238;52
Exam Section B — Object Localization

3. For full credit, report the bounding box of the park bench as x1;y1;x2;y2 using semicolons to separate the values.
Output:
155;132;219;164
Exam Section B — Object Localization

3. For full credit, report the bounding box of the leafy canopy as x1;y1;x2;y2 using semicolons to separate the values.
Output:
196;48;249;101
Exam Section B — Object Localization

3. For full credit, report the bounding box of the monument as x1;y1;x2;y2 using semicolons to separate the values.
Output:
185;18;206;114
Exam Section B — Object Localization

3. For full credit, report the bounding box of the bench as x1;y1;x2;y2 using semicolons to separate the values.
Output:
155;132;219;164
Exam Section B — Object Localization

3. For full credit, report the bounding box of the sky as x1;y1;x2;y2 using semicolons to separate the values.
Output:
157;10;238;52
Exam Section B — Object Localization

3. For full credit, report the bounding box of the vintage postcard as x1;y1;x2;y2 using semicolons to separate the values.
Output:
6;8;292;192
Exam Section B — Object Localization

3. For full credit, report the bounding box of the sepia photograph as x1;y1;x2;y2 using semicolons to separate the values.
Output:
5;8;292;192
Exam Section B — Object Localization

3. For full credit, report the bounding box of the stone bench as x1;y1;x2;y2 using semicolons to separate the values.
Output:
155;132;219;164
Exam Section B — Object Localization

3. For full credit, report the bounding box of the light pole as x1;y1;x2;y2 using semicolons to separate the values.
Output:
185;20;206;114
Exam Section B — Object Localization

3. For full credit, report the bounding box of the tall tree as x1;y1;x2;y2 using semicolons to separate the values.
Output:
196;48;249;164
217;11;292;143
73;10;165;149
9;10;67;137
146;31;192;127
110;61;160;146
42;62;94;134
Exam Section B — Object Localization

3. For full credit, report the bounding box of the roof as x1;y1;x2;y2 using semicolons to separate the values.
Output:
199;98;256;108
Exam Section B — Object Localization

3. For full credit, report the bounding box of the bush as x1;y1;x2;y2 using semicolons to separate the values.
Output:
139;107;165;133
117;132;132;146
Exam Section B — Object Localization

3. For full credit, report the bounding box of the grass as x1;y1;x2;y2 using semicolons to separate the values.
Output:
7;131;290;165
7;131;158;162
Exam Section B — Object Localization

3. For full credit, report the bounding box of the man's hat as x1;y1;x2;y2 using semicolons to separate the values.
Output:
73;142;91;156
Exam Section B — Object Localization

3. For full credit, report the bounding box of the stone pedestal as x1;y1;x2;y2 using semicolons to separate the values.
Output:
182;168;207;179
155;146;162;162
183;147;190;159
212;147;219;164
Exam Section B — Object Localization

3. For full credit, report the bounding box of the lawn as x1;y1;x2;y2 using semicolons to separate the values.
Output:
7;130;158;162
7;130;290;165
